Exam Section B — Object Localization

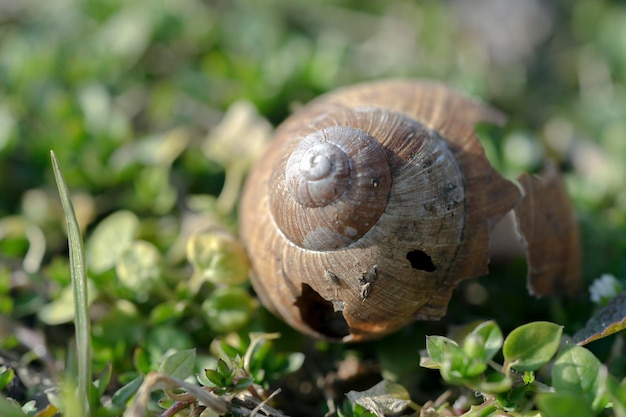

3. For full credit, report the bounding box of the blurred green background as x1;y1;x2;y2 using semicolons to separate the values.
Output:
1;0;626;413
2;0;626;214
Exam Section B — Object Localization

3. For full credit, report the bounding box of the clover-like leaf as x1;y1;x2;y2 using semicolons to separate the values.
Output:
158;349;196;380
503;322;562;372
116;240;161;297
85;210;139;274
186;228;250;290
552;345;608;412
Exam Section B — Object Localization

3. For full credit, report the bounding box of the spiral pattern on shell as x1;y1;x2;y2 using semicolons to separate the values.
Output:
272;125;392;251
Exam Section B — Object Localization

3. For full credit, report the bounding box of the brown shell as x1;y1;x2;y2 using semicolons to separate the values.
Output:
514;161;582;297
239;79;522;342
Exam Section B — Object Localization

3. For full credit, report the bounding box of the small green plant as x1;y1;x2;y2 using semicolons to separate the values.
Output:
125;333;299;416
417;321;626;417
203;358;255;396
343;321;625;417
0;152;304;417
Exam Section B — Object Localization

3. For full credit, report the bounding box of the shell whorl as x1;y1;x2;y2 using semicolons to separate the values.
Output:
270;124;392;251
285;130;351;208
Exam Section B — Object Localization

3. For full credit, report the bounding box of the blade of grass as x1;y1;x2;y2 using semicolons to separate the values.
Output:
51;151;92;416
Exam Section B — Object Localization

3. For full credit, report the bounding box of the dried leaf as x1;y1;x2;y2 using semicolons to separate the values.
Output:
514;161;582;296
574;291;626;345
346;379;411;417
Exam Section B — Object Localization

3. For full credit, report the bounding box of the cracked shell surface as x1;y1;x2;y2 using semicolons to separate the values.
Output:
239;80;521;342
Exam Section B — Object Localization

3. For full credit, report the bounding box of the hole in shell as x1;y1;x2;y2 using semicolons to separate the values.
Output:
294;284;350;339
406;250;436;272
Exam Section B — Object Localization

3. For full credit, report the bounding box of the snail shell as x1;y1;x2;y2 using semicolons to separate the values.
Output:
239;80;521;342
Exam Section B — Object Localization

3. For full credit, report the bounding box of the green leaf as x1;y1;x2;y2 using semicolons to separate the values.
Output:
51;151;91;417
503;322;563;372
149;301;184;325
573;291;626;345
472;372;513;394
111;375;143;408
535;392;593;417
133;166;177;214
196;369;212;387
346;380;411;417
115;240;162;297
496;385;532;411
470;321;503;362
426;335;457;365
552;345;608;412
426;334;489;383
463;358;488;378
133;348;151;374
0;396;28;417
220;341;243;359
462;333;486;361
217;358;231;377
606;376;626;417
223;368;237;387
234;377;254;391
205;369;225;387
285;352;306;375
158;349;196;380
94;362;112;397
85;210;139;274
0;367;15;391
202;287;254;333
523;371;535;385
243;332;281;374
146;325;194;361
463;403;498;417
37;280;97;325
440;353;485;383
186;228;250;289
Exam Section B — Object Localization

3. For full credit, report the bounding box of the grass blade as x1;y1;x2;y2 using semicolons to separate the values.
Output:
50;150;92;416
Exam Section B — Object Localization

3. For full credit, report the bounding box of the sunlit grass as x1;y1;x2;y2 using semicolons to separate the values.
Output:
51;150;92;416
